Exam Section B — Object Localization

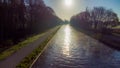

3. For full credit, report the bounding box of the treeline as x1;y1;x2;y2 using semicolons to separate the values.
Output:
70;7;120;32
0;0;62;44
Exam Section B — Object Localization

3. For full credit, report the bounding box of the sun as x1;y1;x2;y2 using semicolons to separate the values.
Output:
65;0;72;7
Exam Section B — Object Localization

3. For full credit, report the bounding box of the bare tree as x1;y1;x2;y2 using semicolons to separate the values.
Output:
70;7;119;30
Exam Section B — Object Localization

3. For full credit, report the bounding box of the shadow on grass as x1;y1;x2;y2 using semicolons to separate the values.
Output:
16;26;61;68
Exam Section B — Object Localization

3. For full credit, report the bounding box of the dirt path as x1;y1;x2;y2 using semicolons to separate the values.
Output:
0;27;58;68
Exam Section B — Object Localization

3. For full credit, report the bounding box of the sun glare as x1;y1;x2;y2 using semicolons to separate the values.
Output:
65;0;72;7
62;25;71;57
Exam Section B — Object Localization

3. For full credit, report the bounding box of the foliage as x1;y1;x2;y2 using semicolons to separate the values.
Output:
0;0;63;46
16;26;60;68
70;7;120;30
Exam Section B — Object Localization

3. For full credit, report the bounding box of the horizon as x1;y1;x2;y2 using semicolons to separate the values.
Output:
44;0;120;21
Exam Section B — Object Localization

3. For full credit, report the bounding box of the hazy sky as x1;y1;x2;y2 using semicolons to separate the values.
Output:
44;0;120;20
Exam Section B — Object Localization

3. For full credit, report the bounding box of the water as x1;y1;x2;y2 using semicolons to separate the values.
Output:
32;25;120;68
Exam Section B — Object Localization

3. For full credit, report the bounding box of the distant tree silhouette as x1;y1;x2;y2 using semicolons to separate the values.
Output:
70;7;119;31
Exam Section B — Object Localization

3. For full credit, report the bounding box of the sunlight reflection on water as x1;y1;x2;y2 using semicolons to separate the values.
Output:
62;25;71;57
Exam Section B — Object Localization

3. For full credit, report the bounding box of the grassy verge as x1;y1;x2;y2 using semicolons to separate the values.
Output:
0;30;48;60
16;26;60;68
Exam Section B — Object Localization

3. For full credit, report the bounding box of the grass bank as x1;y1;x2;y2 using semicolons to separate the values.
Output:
16;26;60;68
72;26;120;50
0;29;53;60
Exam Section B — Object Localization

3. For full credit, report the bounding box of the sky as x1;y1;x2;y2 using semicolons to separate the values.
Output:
44;0;120;21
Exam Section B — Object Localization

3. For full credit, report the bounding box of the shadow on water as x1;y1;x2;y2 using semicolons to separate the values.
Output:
71;25;120;51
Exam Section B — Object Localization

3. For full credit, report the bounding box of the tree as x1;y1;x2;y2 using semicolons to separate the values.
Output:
0;0;62;45
70;7;119;30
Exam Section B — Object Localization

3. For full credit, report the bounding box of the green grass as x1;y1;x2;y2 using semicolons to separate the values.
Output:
0;32;46;60
112;25;120;29
16;26;60;68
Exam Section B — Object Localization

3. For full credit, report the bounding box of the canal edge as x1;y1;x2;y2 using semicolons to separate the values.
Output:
29;26;62;68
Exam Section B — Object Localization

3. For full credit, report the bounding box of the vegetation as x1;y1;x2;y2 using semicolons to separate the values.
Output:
0;0;63;47
0;31;46;60
112;25;120;29
70;7;120;31
70;7;120;40
16;26;60;68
